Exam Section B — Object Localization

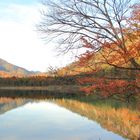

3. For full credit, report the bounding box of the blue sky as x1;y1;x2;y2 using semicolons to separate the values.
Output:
0;0;38;5
0;0;74;72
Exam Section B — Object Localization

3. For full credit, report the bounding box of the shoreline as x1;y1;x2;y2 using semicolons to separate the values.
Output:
0;85;79;93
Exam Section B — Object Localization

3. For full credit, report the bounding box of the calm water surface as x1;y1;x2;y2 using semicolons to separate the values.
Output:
0;99;126;140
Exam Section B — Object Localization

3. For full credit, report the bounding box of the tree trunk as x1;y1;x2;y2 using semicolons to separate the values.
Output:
130;58;140;69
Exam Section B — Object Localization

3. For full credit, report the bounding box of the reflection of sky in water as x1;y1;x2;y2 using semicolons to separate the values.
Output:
0;102;125;140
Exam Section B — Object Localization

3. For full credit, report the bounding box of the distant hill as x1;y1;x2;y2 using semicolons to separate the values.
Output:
0;58;41;77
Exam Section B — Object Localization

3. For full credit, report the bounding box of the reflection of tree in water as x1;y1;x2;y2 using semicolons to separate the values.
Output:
0;90;79;115
0;97;31;115
0;90;80;99
55;99;140;140
0;90;139;140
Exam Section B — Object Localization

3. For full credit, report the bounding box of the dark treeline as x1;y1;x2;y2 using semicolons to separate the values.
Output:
0;89;138;110
0;90;81;99
0;76;77;86
0;67;137;87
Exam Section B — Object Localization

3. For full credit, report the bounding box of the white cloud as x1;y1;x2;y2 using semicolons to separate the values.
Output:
0;3;75;72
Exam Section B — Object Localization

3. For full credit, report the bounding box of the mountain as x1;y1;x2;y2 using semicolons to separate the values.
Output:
0;58;40;77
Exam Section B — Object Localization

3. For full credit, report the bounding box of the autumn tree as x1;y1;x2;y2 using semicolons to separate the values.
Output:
38;0;140;99
38;0;140;70
47;66;60;77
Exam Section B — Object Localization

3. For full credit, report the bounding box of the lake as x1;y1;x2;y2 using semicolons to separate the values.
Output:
0;91;139;140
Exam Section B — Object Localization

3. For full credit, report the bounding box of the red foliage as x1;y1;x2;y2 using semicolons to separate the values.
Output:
78;76;138;97
81;37;95;49
77;5;140;98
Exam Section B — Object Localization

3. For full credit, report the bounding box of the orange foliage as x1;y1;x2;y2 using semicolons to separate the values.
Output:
78;3;140;69
78;51;95;67
78;77;133;97
76;5;140;97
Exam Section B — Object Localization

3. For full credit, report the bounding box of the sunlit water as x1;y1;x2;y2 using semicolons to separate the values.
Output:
0;101;126;140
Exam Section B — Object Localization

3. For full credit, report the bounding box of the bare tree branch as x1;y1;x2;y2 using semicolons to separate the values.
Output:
38;0;140;70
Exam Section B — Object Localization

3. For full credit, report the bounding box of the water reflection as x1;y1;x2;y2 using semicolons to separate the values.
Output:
55;99;140;140
0;97;126;140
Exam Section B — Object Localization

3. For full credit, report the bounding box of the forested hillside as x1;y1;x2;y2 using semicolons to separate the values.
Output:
0;58;41;77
